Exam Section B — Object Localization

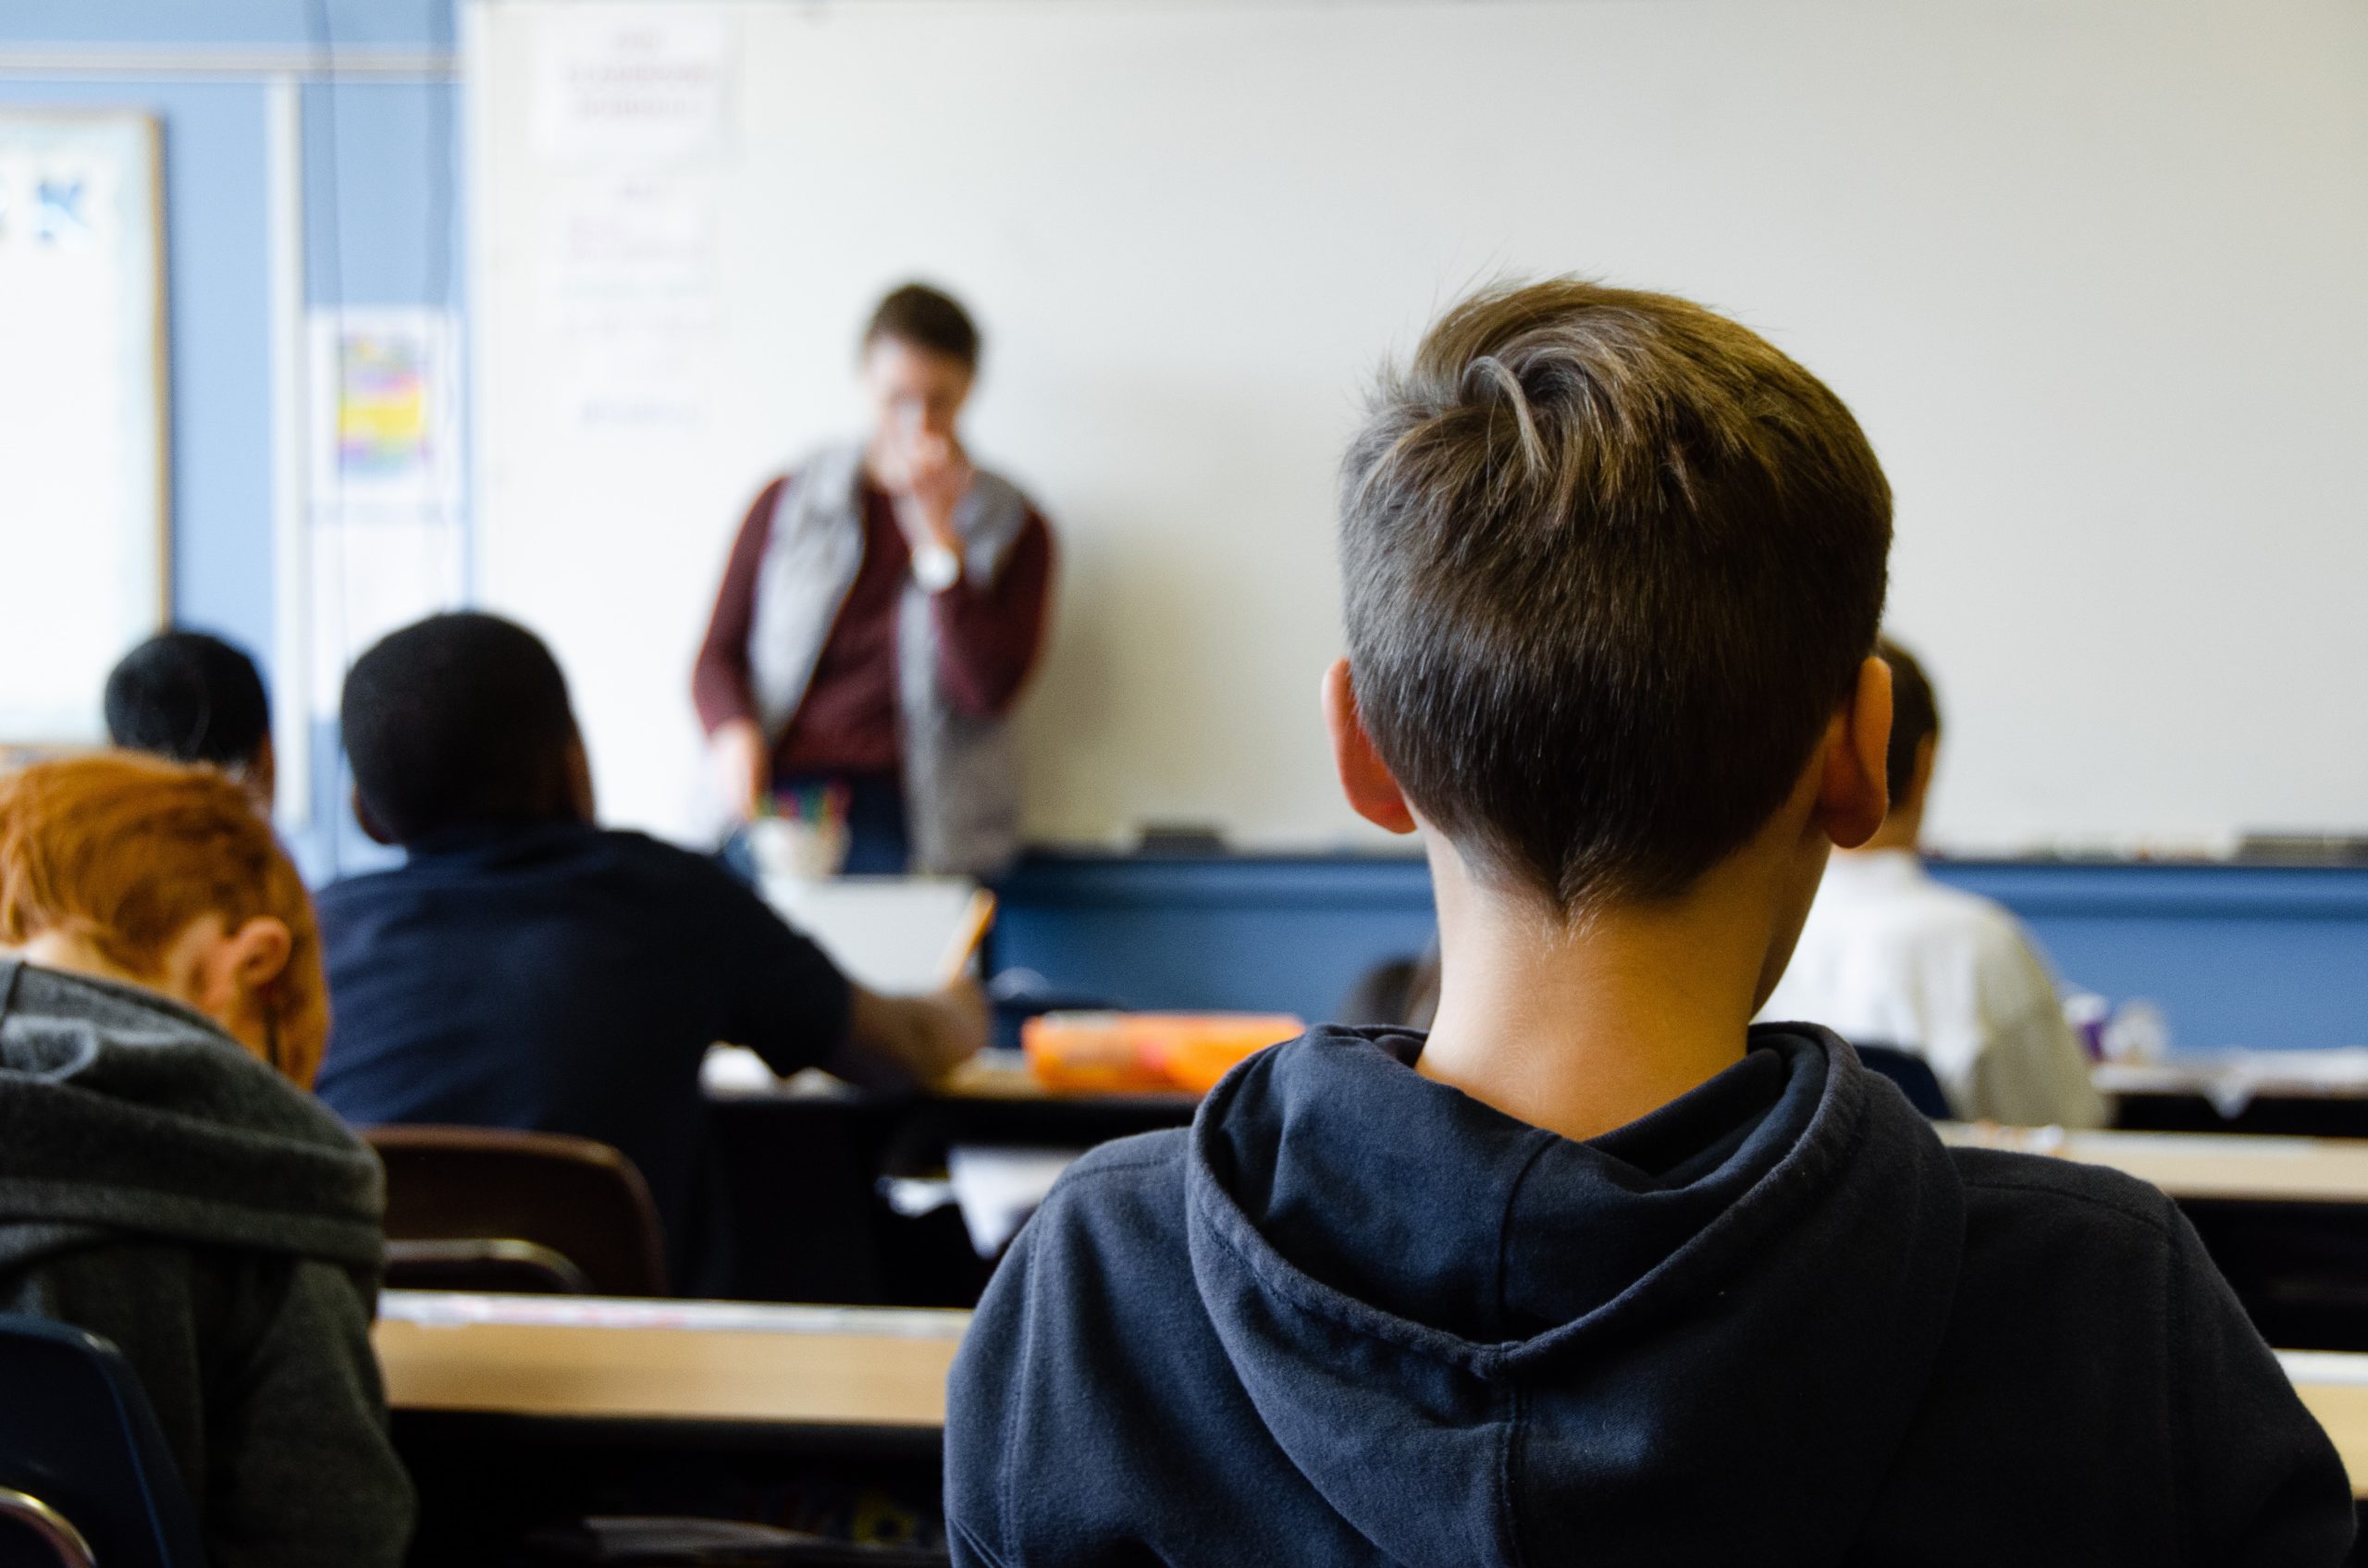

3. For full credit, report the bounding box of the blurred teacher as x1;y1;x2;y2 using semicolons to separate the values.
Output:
694;284;1055;876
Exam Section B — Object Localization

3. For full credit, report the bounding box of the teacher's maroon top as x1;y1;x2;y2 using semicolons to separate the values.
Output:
693;469;1054;778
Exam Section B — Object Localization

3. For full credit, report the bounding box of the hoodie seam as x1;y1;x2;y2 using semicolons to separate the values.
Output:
1956;1168;2178;1244
999;1228;1042;1567
1499;1380;1529;1568
1199;1186;1498;1366
1050;1153;1175;1186
2165;1225;2194;1568
1493;1134;1560;1349
948;1516;1011;1568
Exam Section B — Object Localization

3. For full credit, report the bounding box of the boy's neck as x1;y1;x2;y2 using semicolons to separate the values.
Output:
1415;845;1800;1145
1849;809;1922;856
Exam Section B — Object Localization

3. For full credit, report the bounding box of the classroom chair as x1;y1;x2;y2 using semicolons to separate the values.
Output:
0;1315;204;1568
1336;951;1441;1033
367;1126;671;1297
1855;1044;1954;1120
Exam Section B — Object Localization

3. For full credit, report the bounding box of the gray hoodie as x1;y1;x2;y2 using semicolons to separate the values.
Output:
0;957;413;1565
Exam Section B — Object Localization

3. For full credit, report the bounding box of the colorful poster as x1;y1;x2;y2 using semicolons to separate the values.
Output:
309;309;461;504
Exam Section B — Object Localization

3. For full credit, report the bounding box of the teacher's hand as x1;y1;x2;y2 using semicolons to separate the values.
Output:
709;717;770;823
884;430;975;556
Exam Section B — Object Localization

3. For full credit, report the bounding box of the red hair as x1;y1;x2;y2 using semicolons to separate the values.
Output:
0;752;328;1087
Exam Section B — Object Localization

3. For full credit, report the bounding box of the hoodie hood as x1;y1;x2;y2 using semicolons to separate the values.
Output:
1184;1024;1964;1564
0;957;383;1274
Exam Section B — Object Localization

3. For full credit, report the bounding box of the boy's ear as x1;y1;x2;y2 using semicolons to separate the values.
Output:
1322;660;1417;835
192;915;292;1025
245;734;278;814
223;916;294;992
352;785;397;846
563;729;598;825
1816;654;1893;849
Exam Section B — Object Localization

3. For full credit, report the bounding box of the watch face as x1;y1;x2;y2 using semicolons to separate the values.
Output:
915;544;961;592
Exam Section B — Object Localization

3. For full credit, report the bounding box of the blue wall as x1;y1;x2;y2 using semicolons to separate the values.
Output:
0;1;462;876
0;2;451;49
991;854;2368;1053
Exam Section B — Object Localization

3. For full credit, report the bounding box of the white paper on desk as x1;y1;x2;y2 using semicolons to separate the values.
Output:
379;1290;968;1339
760;875;984;994
948;1145;1081;1257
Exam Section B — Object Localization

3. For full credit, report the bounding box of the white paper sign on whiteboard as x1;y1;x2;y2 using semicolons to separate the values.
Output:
0;111;167;746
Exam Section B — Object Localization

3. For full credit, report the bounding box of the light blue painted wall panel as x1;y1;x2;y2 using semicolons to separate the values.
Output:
302;78;460;308
0;1;452;51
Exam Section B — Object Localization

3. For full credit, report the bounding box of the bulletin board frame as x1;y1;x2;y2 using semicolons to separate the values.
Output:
0;107;170;750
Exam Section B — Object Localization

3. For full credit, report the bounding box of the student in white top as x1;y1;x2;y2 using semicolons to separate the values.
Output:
1759;638;2108;1128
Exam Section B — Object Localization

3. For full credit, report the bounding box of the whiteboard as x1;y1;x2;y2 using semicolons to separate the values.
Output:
0;111;167;745
468;0;2368;855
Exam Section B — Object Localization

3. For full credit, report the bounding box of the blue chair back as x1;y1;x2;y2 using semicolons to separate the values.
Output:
1855;1043;1955;1120
0;1315;204;1568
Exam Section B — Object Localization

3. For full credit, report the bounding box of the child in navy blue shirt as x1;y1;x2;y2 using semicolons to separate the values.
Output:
314;612;982;1291
944;281;2351;1564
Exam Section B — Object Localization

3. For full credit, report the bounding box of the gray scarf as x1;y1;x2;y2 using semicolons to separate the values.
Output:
747;440;1030;876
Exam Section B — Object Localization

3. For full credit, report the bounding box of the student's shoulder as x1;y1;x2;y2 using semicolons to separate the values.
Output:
1931;1148;2201;1397
1043;1130;1190;1204
1904;877;2045;959
1027;1130;1192;1251
1948;1145;2182;1253
313;860;419;918
592;828;756;898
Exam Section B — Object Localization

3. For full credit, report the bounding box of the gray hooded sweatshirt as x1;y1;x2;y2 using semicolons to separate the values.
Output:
0;957;413;1565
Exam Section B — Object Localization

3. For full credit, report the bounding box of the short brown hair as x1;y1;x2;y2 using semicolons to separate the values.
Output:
1340;278;1891;911
0;752;329;1086
863;282;980;372
1878;636;1939;804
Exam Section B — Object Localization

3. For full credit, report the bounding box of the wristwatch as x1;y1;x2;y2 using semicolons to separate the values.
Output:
911;539;962;593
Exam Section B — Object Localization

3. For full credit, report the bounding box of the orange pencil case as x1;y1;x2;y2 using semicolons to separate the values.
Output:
1022;1012;1305;1094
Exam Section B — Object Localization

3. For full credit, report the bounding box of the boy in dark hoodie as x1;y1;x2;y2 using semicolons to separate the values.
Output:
945;281;2354;1564
0;752;411;1565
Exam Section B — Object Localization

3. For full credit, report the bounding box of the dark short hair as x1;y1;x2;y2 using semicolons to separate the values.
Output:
341;612;579;842
1878;636;1940;805
1340;278;1892;911
105;630;272;772
863;282;980;372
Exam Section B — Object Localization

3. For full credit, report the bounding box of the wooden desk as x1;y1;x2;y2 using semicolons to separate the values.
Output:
709;1049;1199;1112
2103;1052;2368;1140
2100;1053;2368;1105
376;1292;965;1430
934;1051;1201;1110
380;1293;965;1558
1940;1126;2368;1204
375;1294;2368;1508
